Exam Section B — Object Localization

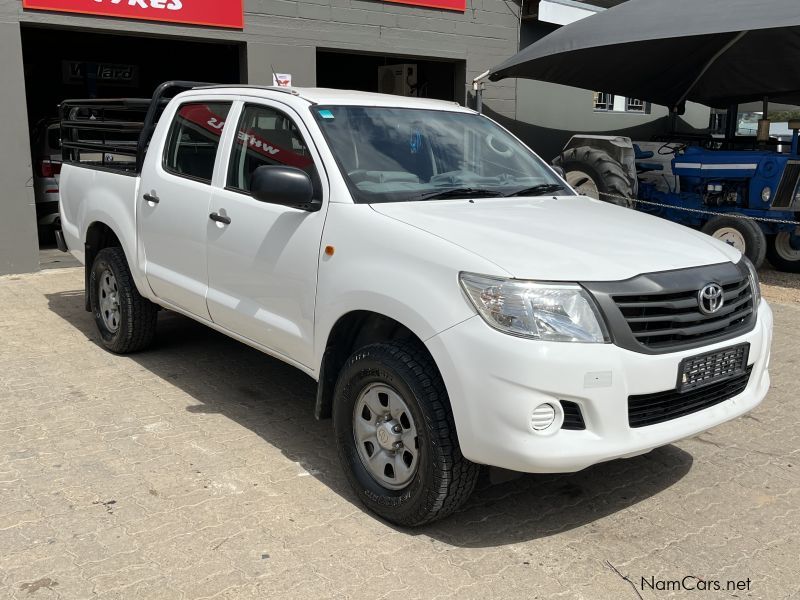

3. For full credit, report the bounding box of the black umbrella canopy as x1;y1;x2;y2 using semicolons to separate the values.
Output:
489;0;800;110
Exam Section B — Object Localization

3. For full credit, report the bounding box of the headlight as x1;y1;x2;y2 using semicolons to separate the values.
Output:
761;186;772;202
459;272;609;342
740;256;761;307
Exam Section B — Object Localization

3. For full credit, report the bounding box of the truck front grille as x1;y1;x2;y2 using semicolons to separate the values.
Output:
628;367;752;428
772;160;800;209
582;261;757;354
613;276;754;350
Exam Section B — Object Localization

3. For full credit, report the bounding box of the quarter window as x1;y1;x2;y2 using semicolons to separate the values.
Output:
227;104;318;194
164;102;231;183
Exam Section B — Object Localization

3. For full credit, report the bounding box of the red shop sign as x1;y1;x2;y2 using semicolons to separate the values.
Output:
21;0;244;29
385;0;465;11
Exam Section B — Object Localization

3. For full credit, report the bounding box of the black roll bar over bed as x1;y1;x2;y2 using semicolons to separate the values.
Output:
59;81;214;175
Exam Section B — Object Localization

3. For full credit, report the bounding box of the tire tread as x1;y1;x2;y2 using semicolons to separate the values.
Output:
554;146;634;207
91;247;157;354
701;215;767;268
335;340;479;526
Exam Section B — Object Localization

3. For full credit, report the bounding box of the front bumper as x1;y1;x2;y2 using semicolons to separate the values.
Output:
426;300;772;473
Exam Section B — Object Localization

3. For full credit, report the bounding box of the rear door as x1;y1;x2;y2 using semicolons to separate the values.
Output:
138;99;232;319
206;99;328;367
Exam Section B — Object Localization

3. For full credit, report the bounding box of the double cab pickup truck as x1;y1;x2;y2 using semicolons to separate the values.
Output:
57;82;772;526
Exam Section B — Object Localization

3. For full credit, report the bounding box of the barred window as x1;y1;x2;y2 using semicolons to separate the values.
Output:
593;92;613;111
626;98;646;113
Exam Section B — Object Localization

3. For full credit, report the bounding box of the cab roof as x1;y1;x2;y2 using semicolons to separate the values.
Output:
193;85;475;112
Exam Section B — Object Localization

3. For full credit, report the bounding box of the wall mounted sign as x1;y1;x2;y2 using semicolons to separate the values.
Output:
22;0;244;29
63;61;139;86
385;0;465;11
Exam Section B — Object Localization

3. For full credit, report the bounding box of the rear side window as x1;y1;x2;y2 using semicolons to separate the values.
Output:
164;102;231;183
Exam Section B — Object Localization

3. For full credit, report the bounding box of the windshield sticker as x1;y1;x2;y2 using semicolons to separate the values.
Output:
318;109;335;120
410;130;423;154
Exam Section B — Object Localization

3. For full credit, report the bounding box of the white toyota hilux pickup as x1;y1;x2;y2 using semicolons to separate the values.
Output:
57;82;772;526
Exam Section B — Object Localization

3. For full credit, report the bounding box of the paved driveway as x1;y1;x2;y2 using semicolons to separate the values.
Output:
1;267;798;599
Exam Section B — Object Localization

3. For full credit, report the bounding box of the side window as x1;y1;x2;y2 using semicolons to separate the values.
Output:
163;102;231;183
227;104;319;195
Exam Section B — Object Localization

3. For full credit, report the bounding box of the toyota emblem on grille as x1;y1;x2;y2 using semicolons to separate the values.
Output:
698;283;724;315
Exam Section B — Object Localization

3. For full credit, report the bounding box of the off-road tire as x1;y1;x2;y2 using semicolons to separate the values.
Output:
554;146;635;207
89;247;158;353
766;231;800;273
701;216;767;268
333;341;479;527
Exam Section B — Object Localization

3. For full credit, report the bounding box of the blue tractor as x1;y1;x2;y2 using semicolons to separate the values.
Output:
554;125;800;272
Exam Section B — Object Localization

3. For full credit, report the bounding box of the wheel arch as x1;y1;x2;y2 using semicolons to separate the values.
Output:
315;310;436;420
82;220;153;312
83;221;125;312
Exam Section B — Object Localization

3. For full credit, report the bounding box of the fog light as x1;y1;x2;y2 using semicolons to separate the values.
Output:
530;403;557;431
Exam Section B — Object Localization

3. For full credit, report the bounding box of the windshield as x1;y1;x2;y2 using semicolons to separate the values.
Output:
312;106;571;203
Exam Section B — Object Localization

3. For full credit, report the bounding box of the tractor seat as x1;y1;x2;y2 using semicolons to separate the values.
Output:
634;144;662;172
634;144;654;160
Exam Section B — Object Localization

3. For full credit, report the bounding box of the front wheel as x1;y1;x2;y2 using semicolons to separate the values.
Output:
701;216;767;268
333;341;479;526
89;247;158;353
766;231;800;273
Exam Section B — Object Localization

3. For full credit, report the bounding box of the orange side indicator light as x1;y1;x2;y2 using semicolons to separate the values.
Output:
324;245;335;256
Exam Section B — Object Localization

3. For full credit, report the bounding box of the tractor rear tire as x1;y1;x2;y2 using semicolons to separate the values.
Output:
701;216;767;268
553;146;634;208
766;231;800;273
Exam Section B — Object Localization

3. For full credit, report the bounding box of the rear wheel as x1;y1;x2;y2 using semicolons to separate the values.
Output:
333;341;479;526
90;247;158;353
554;146;634;207
701;216;767;268
766;231;800;273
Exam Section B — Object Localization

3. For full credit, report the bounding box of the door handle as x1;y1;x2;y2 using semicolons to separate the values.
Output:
209;212;231;225
143;193;159;204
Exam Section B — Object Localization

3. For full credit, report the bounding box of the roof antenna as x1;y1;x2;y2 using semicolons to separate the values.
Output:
271;64;280;87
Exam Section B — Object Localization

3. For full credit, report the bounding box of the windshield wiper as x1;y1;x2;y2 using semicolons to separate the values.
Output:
503;183;565;197
418;187;505;201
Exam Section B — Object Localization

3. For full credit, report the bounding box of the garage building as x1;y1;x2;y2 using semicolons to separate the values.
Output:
0;0;520;275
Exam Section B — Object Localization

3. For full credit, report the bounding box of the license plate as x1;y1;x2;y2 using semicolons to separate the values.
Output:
677;343;750;392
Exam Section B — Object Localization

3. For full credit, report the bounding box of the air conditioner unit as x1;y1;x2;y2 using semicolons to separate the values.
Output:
378;64;417;97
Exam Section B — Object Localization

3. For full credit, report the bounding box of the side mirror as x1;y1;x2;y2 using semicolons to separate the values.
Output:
250;165;320;211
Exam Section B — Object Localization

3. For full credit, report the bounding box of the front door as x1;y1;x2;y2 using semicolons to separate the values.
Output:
206;101;328;367
139;100;232;319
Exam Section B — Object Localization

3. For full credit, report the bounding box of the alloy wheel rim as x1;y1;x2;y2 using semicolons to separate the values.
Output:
353;383;419;490
99;269;121;333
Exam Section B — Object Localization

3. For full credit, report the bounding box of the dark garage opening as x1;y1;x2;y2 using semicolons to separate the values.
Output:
317;50;464;103
20;25;243;255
